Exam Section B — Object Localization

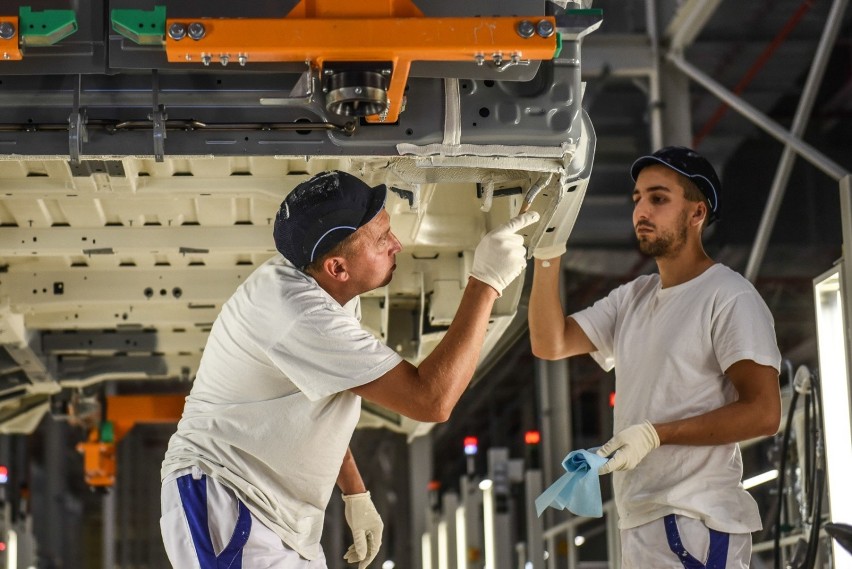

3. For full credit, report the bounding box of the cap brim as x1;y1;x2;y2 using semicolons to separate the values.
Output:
630;156;668;182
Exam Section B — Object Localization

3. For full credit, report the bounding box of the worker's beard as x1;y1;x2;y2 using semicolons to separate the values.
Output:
636;210;689;259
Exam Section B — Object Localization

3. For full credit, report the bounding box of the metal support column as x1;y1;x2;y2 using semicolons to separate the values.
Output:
536;359;571;485
645;0;664;149
667;53;849;182
442;491;460;569
524;469;544;569
459;474;483;569
45;418;69;565
487;447;513;569
410;435;433;568
841;176;852;364
744;0;852;282
103;382;117;569
535;356;571;537
659;59;692;147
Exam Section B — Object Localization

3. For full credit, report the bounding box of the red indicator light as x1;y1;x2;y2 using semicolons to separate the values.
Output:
524;430;541;445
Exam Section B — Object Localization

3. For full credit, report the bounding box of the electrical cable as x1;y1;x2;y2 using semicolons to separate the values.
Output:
804;371;824;569
773;366;825;569
774;382;799;569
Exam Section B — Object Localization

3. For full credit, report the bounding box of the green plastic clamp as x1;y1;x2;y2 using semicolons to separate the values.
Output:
111;6;166;46
554;32;563;59
18;6;78;47
100;420;115;444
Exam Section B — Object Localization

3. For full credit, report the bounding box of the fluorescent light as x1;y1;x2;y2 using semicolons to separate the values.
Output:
814;268;852;569
482;481;496;569
437;521;449;569
455;506;467;569
422;532;433;569
7;530;16;569
743;469;779;490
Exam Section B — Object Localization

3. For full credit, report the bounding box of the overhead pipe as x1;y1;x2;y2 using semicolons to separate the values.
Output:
745;0;851;282
667;52;850;181
645;0;663;149
693;0;818;148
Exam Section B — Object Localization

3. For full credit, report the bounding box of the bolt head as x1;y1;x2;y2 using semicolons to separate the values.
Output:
238;54;248;66
0;22;15;40
168;23;186;40
536;20;555;38
220;55;229;66
187;22;206;40
516;20;535;38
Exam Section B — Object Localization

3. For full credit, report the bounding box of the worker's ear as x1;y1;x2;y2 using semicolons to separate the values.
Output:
321;255;350;283
691;201;708;228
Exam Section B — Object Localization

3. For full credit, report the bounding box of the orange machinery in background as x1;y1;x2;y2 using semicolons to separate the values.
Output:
76;394;185;488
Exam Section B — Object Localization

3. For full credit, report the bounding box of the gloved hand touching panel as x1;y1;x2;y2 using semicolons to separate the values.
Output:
470;211;540;296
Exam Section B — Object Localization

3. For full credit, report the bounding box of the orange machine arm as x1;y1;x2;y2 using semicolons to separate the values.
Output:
163;0;558;123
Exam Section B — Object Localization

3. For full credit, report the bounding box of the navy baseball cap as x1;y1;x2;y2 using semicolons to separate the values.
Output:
630;146;721;225
273;171;387;268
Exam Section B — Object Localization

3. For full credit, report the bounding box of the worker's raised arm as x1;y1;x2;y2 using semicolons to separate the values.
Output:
528;256;596;360
351;212;540;422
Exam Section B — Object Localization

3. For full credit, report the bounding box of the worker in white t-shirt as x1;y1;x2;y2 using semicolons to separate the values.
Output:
160;170;539;569
528;147;782;568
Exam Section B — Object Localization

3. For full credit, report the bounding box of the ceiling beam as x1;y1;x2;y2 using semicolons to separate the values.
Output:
2;267;249;306
665;0;724;52
0;226;275;257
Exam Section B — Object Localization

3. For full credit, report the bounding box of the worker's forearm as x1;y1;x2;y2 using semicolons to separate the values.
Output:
654;401;779;446
528;258;566;357
336;447;367;496
417;277;498;415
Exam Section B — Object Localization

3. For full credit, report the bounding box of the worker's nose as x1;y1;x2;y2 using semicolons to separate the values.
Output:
633;200;650;223
390;231;402;254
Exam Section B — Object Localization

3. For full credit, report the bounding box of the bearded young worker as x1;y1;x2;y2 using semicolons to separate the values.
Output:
161;170;540;569
528;147;782;568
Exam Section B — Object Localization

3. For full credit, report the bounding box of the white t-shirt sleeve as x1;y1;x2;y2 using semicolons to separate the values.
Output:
267;305;403;401
571;285;624;372
712;290;782;373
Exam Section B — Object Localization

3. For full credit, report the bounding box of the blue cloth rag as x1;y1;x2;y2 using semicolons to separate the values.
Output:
534;449;608;518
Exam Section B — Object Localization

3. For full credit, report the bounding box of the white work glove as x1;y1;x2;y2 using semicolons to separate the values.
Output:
532;241;567;260
470;211;540;296
596;420;660;475
343;492;383;568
